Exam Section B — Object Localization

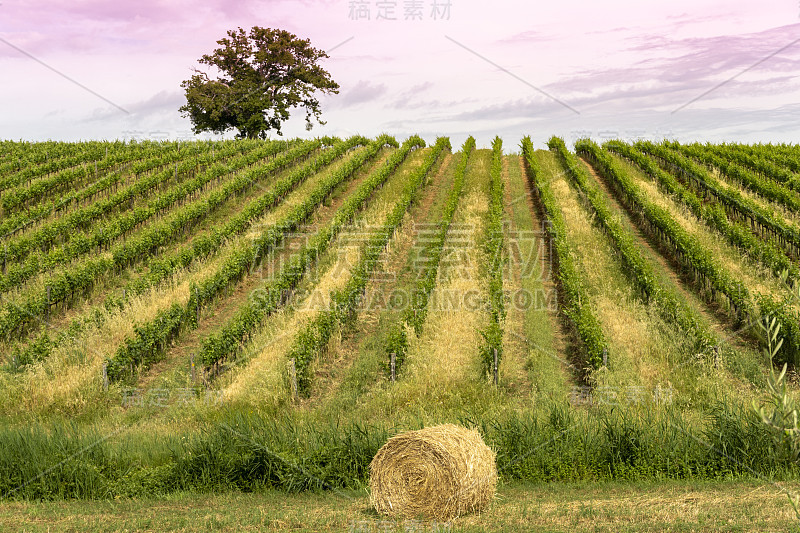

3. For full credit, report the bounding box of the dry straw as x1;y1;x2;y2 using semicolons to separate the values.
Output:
369;424;497;520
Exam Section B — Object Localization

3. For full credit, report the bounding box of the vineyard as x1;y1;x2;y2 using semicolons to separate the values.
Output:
2;134;800;508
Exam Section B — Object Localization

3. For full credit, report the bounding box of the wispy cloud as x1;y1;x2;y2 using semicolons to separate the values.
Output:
83;90;184;122
339;80;388;107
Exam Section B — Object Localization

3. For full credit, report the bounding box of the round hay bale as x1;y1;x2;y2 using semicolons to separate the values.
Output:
369;423;497;520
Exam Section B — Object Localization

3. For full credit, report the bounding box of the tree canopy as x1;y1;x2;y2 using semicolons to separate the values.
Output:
179;27;339;139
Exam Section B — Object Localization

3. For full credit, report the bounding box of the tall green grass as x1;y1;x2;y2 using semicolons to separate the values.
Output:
0;400;795;501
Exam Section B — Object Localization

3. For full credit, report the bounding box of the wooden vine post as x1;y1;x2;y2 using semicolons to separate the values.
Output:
493;348;498;385
287;358;298;402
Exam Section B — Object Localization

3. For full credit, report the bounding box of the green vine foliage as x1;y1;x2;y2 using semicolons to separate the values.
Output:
573;139;719;357
288;136;451;395
522;136;608;371
105;135;393;381
635;141;800;266
3;140;267;262
614;141;800;366
605;141;800;287
8;138;355;369
479;136;506;378
0;141;189;238
0;141;170;212
383;137;472;378
706;143;800;192
675;142;800;214
0;140;318;341
0;141;311;292
194;134;414;373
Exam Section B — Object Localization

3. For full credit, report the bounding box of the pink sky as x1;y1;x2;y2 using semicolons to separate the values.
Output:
1;0;799;146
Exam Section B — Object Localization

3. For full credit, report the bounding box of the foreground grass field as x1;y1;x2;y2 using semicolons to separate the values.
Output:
3;136;800;529
3;480;799;532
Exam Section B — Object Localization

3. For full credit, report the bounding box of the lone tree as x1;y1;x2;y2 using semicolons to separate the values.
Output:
180;27;339;139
